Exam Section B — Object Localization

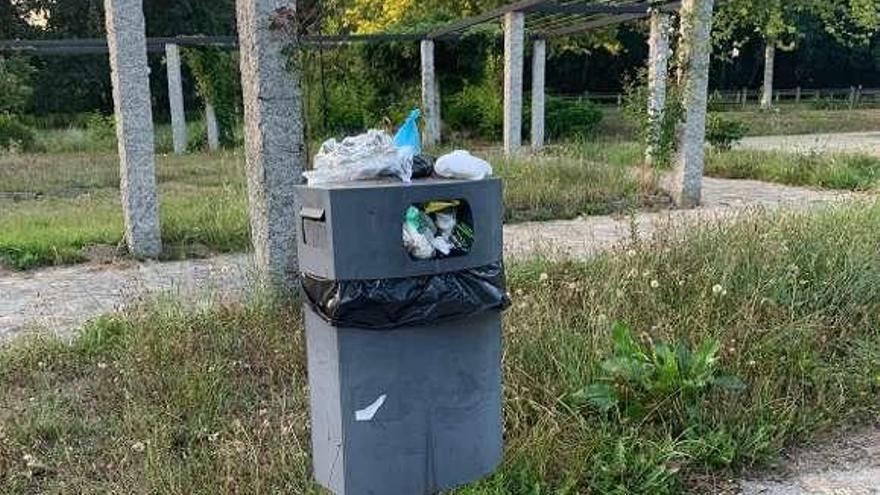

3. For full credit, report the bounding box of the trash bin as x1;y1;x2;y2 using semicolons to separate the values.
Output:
295;178;508;495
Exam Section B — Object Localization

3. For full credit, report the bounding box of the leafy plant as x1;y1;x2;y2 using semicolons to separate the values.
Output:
84;112;117;144
182;47;241;148
622;72;684;168
572;322;745;419
706;113;748;151
545;96;603;140
0;56;34;114
0;114;37;152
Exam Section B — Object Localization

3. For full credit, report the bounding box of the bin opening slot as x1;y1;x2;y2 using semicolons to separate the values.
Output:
403;199;473;260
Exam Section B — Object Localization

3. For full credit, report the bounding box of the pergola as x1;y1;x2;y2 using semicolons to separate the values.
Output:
1;0;680;154
0;0;693;285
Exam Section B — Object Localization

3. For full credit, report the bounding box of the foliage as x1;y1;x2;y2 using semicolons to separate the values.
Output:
623;74;683;168
181;47;241;148
0;114;37;152
446;55;504;140
84;112;117;143
0;56;34;115
705;113;748;151
545;96;603;140
572;322;745;418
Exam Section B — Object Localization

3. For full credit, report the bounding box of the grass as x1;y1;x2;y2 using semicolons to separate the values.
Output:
598;107;880;140
0;142;647;270
0;151;249;270
3;201;880;493
706;149;880;191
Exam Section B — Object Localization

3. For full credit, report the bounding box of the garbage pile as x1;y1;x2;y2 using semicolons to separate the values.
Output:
304;108;489;261
303;108;493;185
403;201;474;260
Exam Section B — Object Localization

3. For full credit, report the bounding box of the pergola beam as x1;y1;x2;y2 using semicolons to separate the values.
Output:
428;0;549;38
536;1;681;38
525;4;651;14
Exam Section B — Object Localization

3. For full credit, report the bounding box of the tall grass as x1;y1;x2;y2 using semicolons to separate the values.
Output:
2;201;879;493
706;149;880;190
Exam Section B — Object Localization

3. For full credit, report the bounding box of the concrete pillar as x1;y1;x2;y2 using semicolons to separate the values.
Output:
420;39;441;148
205;102;220;151
645;10;671;167
503;11;525;155
165;43;187;154
105;0;161;258
672;0;715;208
530;38;546;151
761;42;775;109
237;0;306;290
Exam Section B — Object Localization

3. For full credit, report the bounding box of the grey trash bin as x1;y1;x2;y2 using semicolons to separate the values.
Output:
295;178;507;495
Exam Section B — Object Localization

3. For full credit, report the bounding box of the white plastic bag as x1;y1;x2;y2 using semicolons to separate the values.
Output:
304;130;413;185
434;150;493;180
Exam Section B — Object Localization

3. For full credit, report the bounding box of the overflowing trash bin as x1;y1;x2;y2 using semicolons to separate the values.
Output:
295;176;508;495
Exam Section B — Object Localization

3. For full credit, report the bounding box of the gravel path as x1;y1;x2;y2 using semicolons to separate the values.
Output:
739;426;880;495
739;131;880;157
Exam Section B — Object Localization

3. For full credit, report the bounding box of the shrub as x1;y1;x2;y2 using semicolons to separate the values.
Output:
446;55;504;140
85;112;117;143
0;114;37;152
0;56;34;114
545;96;603;140
706;113;748;151
622;72;684;167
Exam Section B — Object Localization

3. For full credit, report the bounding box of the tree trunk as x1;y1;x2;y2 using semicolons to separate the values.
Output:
761;41;775;109
671;0;715;208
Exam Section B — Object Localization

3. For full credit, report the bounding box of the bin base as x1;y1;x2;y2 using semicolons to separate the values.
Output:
305;308;503;495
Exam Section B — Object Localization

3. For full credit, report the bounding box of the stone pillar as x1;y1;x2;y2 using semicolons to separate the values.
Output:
503;11;525;155
420;39;441;148
645;10;670;167
165;43;187;154
530;38;546;151
237;0;306;290
105;0;161;258
205;102;220;151
761;42;775;109
672;0;715;208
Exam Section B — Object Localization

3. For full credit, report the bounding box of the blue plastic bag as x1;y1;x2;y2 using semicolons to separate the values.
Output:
393;108;422;155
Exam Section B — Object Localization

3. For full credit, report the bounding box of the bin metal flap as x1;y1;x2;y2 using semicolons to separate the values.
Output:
301;207;326;221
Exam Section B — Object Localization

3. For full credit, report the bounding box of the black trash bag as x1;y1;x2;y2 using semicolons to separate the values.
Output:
412;154;435;179
301;262;511;330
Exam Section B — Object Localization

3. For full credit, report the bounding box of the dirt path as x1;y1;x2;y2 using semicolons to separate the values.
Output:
739;131;880;157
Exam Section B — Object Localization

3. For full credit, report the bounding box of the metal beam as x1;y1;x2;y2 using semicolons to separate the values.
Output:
0;32;435;55
525;4;650;15
428;0;550;38
537;1;681;38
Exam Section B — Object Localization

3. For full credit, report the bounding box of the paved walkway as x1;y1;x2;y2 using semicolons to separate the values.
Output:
0;177;848;342
739;131;880;157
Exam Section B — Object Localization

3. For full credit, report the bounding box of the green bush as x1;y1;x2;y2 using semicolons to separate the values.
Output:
84;112;117;143
0;115;37;152
545;96;603;140
446;55;504;140
706;113;748;151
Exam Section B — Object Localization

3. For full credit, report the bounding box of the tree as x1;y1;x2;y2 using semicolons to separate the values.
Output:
714;0;879;109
